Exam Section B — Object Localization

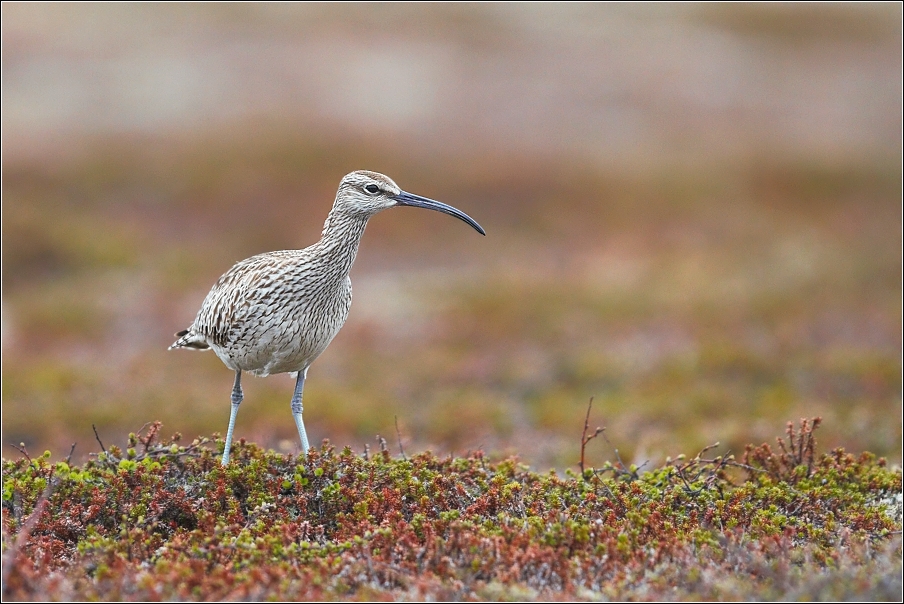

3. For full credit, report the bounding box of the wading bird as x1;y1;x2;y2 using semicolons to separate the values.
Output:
170;170;485;465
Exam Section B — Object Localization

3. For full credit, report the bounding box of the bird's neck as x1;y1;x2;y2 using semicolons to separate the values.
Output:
315;208;371;278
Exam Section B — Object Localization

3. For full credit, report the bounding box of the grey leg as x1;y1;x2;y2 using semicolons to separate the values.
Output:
222;370;243;466
291;368;311;455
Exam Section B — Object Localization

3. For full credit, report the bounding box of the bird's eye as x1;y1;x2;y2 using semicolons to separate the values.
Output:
364;184;381;195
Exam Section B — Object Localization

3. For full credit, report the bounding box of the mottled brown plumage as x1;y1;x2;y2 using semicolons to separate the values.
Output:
170;170;484;465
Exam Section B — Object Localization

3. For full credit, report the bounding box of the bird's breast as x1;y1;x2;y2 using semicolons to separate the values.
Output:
209;273;352;376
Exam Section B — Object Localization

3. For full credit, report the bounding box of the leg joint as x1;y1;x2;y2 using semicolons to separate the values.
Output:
231;371;243;406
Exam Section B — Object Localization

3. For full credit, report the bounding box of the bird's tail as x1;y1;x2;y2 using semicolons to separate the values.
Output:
169;328;210;350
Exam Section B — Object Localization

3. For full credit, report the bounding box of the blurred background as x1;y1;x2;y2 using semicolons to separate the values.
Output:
2;3;901;469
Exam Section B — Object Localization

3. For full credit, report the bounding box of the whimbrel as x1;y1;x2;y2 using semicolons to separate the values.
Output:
170;170;485;465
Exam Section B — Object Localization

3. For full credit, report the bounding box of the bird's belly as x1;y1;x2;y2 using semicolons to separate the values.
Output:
213;295;350;377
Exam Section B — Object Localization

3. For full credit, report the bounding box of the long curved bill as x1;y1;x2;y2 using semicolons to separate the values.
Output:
393;191;486;236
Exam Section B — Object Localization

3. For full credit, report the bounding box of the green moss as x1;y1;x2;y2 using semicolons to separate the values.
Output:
5;420;897;600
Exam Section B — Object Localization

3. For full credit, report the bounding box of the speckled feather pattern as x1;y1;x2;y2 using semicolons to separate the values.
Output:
169;172;385;377
169;170;484;464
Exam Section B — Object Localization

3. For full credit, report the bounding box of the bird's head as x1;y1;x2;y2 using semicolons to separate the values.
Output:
334;170;485;235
